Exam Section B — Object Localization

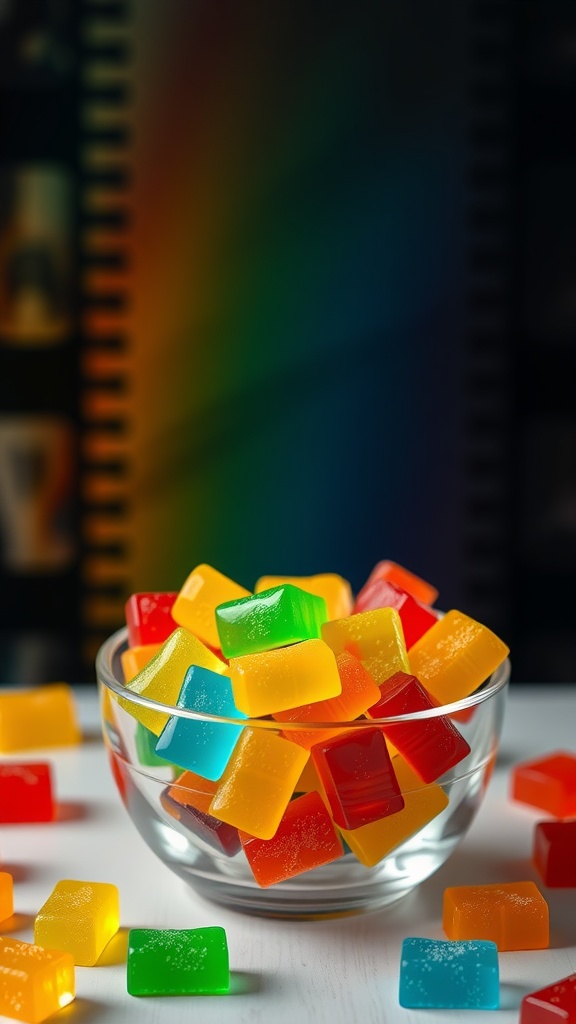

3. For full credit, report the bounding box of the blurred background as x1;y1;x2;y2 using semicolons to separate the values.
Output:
0;0;574;685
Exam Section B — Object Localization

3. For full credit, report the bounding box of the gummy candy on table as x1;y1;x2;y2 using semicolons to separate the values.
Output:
34;879;120;967
399;937;499;1010
125;592;178;647
338;757;449;867
408;609;510;706
443;880;549;951
134;722;176;768
209;727;309;839
127;926;229;996
0;683;80;753
353;578;438;648
119;626;225;735
155;665;247;781
361;559;439;606
0;763;54;822
255;572;353;621
310;726;404;830
366;671;471;783
0;872;13;923
321;606;409;684
216;584;328;659
520;971;576;1024
229;638;342;718
160;770;241;856
511;750;576;819
171;563;251;650
0;936;75;1024
240;790;344;887
120;643;162;682
533;819;576;887
272;651;381;749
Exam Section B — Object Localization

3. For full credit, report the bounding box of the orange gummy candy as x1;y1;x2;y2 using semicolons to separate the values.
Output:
443;881;549;951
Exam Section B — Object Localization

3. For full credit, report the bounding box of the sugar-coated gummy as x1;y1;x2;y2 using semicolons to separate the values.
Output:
399;937;499;1009
443;880;549;951
0;935;75;1023
125;592;178;648
127;926;229;995
34;879;120;967
254;573;353;620
0;684;80;753
171;563;251;649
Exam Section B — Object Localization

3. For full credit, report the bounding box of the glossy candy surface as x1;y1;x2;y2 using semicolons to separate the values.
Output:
311;726;404;830
0;684;80;753
34;879;120;966
361;559;439;606
399;937;499;1009
443;881;549;951
533;819;576;887
353;578;438;648
0;936;75;1023
240;791;344;887
321;606;409;684
367;671;471;783
171;564;250;649
127;926;229;995
409;609;510;706
120;643;162;683
520;972;576;1024
511;751;576;818
216;584;328;659
160;770;241;856
155;665;247;780
125;592;177;647
254;572;353;620
0;763;54;822
229;638;342;718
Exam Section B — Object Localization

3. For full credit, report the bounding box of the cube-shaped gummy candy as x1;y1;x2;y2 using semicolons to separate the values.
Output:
520;972;576;1024
215;583;327;659
311;726;404;830
339;757;449;867
34;879;120;966
120;627;225;735
0;684;80;753
353;578;438;648
533;819;576;887
229;638;342;718
409;609;510;705
171;563;250;649
254;572;353;620
511;750;576;819
155;665;247;780
273;651;381;749
443;880;549;951
160;770;241;856
240;791;344;887
321;607;409;685
125;592;178;647
399;937;499;1009
0;872;13;923
0;763;54;823
209;728;309;839
0;936;75;1023
367;672;471;783
361;559;439;606
120;643;162;683
127;926;229;995
135;722;176;768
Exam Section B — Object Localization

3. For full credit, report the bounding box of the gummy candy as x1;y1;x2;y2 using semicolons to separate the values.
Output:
34;879;120;966
399;937;499;1009
127;926;229;995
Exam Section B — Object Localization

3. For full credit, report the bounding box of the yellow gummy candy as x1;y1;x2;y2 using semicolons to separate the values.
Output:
34;879;120;967
321;607;409;684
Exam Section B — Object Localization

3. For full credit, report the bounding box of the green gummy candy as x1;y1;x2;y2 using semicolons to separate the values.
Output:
127;926;229;996
135;722;177;769
215;583;328;658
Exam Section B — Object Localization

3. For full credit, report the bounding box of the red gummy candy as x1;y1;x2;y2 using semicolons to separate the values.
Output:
353;579;438;648
311;727;404;830
533;819;576;888
125;592;178;647
520;972;576;1024
0;762;54;822
511;751;576;819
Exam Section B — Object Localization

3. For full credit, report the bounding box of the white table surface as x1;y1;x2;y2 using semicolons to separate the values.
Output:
1;684;575;1024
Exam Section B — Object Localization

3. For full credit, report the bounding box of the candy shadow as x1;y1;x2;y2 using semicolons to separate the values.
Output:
228;971;262;995
0;862;35;883
56;997;106;1023
95;927;129;966
56;802;89;823
543;890;576;947
499;982;534;1010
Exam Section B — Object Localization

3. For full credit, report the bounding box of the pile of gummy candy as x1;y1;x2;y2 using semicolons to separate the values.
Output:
113;559;510;884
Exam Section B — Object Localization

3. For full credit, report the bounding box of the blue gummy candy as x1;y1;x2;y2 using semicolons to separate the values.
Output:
399;937;499;1010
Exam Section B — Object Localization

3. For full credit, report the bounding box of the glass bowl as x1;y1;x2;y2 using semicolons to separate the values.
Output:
96;626;510;920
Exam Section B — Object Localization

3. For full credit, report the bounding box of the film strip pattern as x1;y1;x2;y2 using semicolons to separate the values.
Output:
80;0;133;668
462;0;513;639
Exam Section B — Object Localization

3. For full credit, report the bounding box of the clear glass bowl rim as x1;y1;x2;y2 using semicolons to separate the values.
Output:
96;626;511;731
